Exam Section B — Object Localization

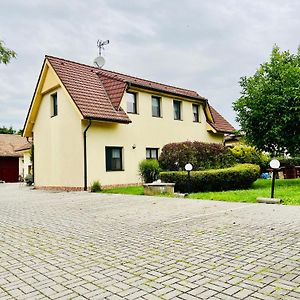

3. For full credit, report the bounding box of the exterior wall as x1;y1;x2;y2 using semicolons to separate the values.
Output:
33;85;84;188
86;90;224;186
30;67;226;189
19;150;32;179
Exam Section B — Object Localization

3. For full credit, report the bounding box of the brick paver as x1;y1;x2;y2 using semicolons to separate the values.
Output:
0;183;299;299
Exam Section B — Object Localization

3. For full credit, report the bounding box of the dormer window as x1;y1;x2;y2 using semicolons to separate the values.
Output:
127;92;137;114
51;93;58;117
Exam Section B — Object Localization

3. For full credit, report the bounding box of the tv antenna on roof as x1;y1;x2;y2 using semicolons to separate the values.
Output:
93;39;109;68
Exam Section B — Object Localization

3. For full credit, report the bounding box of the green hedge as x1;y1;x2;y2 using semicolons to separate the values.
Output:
278;157;300;167
159;164;260;193
139;159;160;183
225;145;270;172
158;141;228;171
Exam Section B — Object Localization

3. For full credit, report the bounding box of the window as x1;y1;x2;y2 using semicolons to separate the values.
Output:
152;96;161;117
51;93;58;117
127;92;137;114
192;104;199;122
146;148;159;160
173;100;182;120
105;147;123;171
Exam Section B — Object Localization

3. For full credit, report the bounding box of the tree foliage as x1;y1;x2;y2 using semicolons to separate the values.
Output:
0;126;16;134
0;40;17;64
0;126;22;135
233;45;300;156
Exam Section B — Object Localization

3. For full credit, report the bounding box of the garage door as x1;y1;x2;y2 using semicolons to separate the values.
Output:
0;157;19;182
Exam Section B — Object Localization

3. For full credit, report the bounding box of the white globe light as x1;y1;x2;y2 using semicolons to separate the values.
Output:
270;159;280;169
185;163;193;171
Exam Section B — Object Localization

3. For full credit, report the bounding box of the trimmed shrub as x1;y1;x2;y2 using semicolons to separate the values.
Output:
139;159;160;183
158;141;228;171
90;181;102;192
159;164;260;193
278;156;300;167
25;174;33;186
224;145;270;172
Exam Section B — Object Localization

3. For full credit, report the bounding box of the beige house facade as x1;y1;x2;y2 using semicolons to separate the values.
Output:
23;56;234;190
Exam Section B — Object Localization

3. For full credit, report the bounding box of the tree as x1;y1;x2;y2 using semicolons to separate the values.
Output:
0;40;17;64
233;45;300;156
0;126;16;134
0;126;22;135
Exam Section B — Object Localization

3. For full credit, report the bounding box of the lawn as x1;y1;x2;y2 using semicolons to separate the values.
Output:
188;178;300;205
101;179;300;205
102;185;144;195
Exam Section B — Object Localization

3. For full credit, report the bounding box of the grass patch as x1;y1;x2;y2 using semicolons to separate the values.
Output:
188;178;300;205
101;185;144;195
100;179;300;205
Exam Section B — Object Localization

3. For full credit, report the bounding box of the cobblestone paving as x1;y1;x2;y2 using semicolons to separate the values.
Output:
0;184;299;300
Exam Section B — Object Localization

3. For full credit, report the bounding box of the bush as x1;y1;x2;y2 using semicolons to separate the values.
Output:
278;156;300;167
139;159;160;183
225;145;270;172
90;181;102;192
159;164;260;193
25;174;33;186
159;141;228;171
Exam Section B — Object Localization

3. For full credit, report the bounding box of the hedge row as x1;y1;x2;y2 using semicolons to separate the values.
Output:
278;157;300;167
159;164;260;193
158;141;228;171
158;141;270;172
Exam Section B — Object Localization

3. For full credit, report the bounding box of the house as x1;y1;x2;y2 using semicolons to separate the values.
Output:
0;134;32;182
23;55;234;190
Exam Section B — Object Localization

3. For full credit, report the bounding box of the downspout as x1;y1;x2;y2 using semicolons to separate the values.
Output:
83;119;92;191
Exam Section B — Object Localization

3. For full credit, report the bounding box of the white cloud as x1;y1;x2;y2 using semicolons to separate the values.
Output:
1;0;300;129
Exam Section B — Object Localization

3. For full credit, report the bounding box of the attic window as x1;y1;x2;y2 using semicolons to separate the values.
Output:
127;92;137;114
193;104;200;122
173;100;182;120
51;93;58;117
152;96;161;117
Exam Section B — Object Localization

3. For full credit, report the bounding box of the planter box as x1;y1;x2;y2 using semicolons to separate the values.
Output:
143;182;175;196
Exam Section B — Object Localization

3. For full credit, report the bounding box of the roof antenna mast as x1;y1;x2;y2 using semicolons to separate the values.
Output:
97;39;109;56
94;39;109;68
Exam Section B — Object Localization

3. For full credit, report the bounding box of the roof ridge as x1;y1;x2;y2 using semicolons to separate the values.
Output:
45;55;97;71
100;68;202;96
45;55;204;98
96;70;127;83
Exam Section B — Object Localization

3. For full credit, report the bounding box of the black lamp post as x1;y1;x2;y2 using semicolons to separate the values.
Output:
185;163;193;194
270;159;280;198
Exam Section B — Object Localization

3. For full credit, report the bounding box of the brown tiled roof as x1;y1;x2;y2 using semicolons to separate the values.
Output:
209;106;235;133
96;69;205;100
0;134;30;157
46;55;234;132
46;56;130;123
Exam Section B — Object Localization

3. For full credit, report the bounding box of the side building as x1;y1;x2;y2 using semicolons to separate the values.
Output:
0;134;32;182
23;56;234;190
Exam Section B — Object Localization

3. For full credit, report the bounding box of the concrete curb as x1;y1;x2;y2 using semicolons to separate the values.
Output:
256;197;283;204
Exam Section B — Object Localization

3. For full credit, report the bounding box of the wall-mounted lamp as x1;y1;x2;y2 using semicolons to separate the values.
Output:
132;144;136;149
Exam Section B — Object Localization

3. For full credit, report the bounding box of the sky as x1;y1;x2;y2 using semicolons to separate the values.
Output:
1;0;300;130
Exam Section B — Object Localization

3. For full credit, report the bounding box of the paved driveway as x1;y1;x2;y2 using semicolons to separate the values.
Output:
0;184;299;300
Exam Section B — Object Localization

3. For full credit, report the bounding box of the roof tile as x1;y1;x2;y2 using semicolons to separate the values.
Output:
45;55;234;132
0;134;31;157
209;106;235;133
